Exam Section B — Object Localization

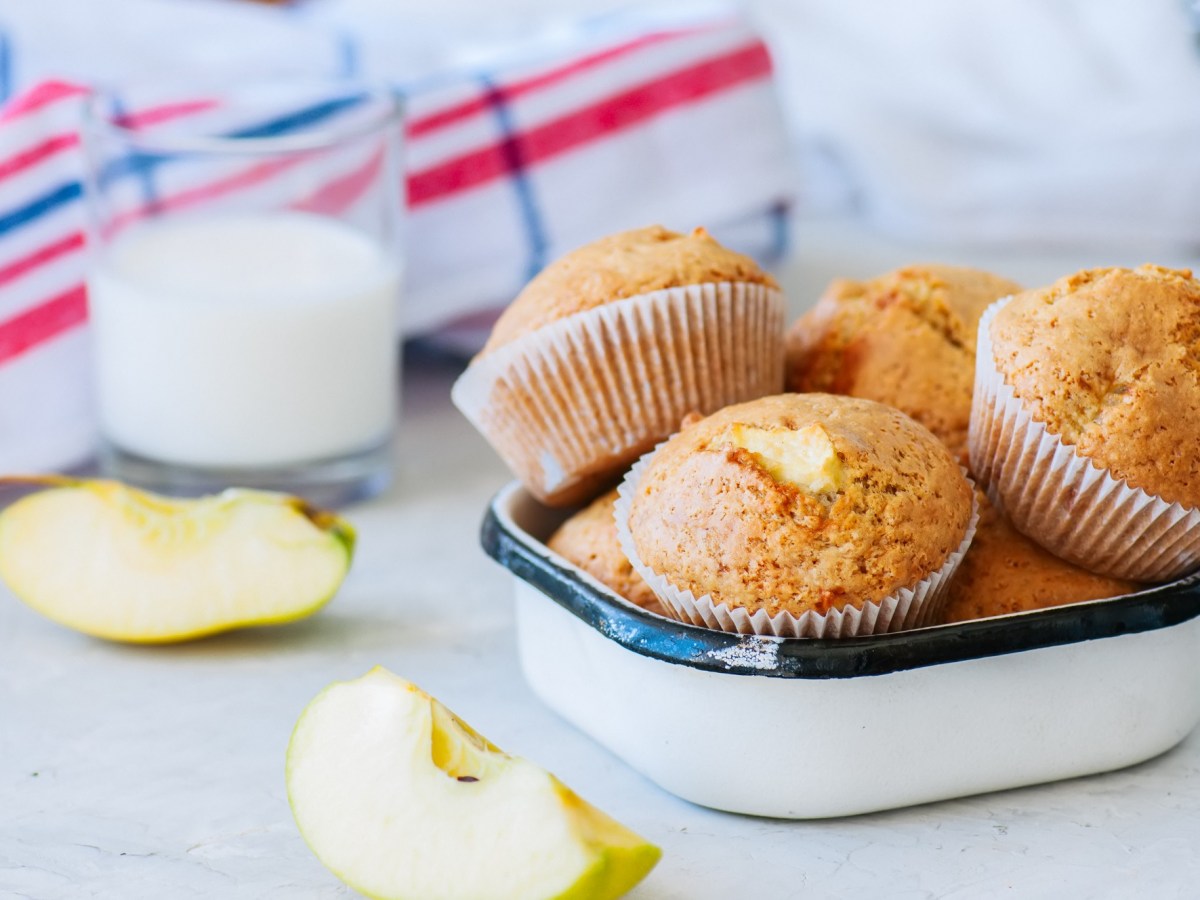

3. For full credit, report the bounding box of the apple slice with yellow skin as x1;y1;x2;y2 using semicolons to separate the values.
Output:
0;477;354;643
286;668;661;900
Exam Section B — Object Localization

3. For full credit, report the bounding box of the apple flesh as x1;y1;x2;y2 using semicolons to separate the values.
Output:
286;668;661;900
0;477;354;642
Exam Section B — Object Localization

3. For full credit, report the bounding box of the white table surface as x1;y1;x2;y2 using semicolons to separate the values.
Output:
4;218;1200;899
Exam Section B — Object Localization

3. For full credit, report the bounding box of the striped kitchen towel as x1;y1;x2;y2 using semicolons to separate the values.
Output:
0;7;794;472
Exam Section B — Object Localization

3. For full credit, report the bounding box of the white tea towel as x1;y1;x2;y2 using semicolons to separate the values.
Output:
0;1;795;471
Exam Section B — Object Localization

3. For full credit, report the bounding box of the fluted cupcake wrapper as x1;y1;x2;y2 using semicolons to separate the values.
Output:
968;298;1200;582
613;444;979;639
452;282;785;506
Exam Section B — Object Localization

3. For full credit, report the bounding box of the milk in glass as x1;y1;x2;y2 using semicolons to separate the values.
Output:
89;211;399;468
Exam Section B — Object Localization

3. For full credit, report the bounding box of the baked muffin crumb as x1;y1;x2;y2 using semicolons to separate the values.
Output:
547;489;665;616
942;492;1138;623
786;264;1021;461
628;394;973;617
990;265;1200;508
483;225;777;353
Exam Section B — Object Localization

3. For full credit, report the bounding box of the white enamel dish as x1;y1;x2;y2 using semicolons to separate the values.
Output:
483;482;1200;820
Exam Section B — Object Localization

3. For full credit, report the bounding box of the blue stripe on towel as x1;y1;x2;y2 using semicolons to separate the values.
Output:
337;31;360;79
111;95;161;215
227;94;363;139
97;94;369;186
765;200;791;265
0;94;372;237
0;182;82;237
95;150;169;191
0;28;11;106
478;74;548;282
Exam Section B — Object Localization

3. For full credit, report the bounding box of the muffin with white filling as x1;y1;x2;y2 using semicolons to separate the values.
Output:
618;393;976;637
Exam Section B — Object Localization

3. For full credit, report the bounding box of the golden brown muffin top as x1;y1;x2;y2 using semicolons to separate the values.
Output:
942;492;1138;624
628;393;973;617
991;265;1200;508
547;488;665;616
481;225;777;353
786;264;1021;462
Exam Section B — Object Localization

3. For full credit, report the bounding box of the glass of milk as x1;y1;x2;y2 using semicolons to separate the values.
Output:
81;83;403;505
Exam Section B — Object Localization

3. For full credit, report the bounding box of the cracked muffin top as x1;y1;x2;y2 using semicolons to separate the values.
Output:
942;491;1138;624
627;393;973;617
481;225;777;354
786;264;1021;462
990;265;1200;508
547;488;665;617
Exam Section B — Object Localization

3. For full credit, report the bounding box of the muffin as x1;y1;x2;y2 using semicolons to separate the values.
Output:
616;394;977;638
786;264;1021;462
547;489;666;617
942;492;1139;624
970;265;1200;581
452;226;785;506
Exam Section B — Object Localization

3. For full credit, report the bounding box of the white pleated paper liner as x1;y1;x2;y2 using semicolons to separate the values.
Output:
968;298;1200;582
451;282;785;506
613;444;980;639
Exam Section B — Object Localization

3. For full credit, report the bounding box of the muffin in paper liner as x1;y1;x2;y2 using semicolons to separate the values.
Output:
613;444;980;639
969;298;1200;582
451;282;785;507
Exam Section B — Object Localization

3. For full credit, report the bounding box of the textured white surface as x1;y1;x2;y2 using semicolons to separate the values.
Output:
3;219;1200;897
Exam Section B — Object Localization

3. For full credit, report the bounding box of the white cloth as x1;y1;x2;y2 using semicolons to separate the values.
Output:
753;0;1200;245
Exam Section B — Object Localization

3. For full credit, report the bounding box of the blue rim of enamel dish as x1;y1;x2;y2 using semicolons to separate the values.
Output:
482;481;1200;679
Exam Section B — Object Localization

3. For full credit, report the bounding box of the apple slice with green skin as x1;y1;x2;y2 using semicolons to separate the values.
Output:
0;477;354;643
287;667;662;900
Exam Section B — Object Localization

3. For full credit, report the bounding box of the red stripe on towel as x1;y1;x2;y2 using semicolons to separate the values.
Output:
0;232;84;288
406;27;709;138
0;97;218;181
108;155;305;231
0;284;87;363
407;40;771;207
114;99;220;129
294;147;385;216
0;81;88;122
0;133;79;180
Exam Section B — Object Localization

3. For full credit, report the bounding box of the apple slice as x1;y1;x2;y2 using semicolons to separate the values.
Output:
287;668;661;900
0;477;354;643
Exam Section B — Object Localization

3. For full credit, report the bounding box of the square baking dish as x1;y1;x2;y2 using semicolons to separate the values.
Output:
482;482;1200;819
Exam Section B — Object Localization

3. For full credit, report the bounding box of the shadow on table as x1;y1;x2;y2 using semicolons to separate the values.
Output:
105;611;411;661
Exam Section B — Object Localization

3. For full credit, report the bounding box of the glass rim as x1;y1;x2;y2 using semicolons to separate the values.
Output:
82;79;405;156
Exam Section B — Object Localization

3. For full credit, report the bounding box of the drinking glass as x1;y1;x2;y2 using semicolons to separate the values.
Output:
81;82;404;505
